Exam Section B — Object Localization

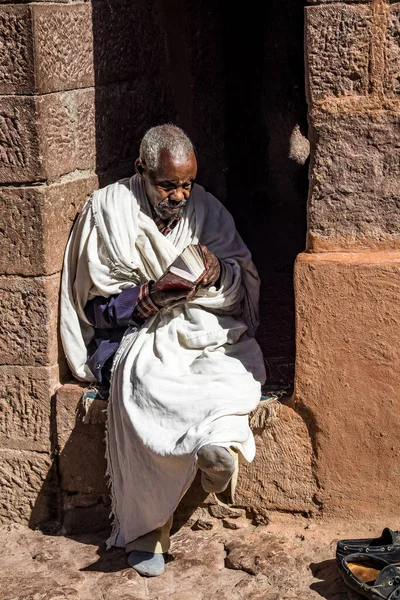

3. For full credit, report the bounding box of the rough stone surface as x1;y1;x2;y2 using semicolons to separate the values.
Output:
307;111;400;251
95;83;173;178
295;252;400;520
384;3;400;98
0;91;96;183
92;0;168;86
56;383;109;496
0;449;53;526
37;90;96;179
0;514;394;599
0;4;94;95
307;0;373;2
305;5;372;103
0;5;34;94
75;89;96;168
0;96;40;183
235;402;317;516
0;174;97;276
33;3;94;93
0;274;60;366
0;365;59;452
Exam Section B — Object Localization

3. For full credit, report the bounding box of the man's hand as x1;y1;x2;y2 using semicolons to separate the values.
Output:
150;245;220;309
150;284;189;309
197;245;221;288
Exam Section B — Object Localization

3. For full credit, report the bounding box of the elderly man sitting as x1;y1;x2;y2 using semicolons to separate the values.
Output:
61;124;265;576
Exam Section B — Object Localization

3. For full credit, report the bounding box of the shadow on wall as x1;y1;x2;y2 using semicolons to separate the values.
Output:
90;0;309;388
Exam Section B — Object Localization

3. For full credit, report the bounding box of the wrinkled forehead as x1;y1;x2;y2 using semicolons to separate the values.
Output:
150;149;197;182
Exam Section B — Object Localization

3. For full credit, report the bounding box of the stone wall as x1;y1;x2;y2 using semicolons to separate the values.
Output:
0;1;97;526
294;0;400;520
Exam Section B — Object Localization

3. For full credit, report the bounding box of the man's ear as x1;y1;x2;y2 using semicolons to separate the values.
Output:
135;158;145;177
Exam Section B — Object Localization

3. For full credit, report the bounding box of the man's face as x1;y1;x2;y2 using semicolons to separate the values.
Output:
136;149;197;220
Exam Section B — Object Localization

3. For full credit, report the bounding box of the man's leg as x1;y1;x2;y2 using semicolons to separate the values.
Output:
197;445;237;494
126;514;173;577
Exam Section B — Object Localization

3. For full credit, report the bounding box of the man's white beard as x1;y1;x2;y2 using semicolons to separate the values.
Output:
154;198;187;220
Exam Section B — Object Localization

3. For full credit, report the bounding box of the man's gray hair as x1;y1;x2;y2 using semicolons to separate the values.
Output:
139;124;194;172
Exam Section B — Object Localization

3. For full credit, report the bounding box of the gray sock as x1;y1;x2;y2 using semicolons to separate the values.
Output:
197;445;235;493
127;551;165;577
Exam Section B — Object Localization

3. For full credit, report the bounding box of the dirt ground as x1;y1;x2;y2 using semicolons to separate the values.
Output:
0;512;380;600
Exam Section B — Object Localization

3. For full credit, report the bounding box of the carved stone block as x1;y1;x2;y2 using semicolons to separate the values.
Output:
0;365;60;452
0;4;93;95
75;89;96;168
0;274;60;366
0;449;53;526
305;5;372;103
384;3;400;98
0;91;96;183
308;111;400;251
33;3;94;94
0;96;41;183
0;175;97;276
0;5;34;94
37;89;96;179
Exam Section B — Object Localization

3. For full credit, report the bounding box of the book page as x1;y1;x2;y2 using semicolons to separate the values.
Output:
168;245;206;282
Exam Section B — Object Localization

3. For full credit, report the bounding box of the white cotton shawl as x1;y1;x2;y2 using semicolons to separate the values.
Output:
60;175;266;547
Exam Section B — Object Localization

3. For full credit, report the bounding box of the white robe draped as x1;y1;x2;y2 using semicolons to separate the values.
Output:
60;175;266;547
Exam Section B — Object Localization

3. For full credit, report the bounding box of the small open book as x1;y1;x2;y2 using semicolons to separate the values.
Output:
156;245;207;292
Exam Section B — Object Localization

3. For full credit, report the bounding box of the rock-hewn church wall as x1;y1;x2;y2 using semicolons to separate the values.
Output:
0;2;97;525
1;0;398;529
294;0;400;520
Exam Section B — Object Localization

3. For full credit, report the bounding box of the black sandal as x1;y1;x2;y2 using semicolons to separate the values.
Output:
337;529;400;564
338;553;400;599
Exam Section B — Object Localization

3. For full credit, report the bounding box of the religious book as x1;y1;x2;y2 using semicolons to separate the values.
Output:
156;244;207;292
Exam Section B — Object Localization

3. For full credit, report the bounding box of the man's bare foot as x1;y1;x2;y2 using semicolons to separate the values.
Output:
197;445;235;493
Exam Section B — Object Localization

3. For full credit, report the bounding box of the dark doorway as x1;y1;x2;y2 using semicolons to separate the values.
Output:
91;0;309;388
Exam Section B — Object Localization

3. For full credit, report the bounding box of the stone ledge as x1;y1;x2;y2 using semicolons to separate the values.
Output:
54;382;316;533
